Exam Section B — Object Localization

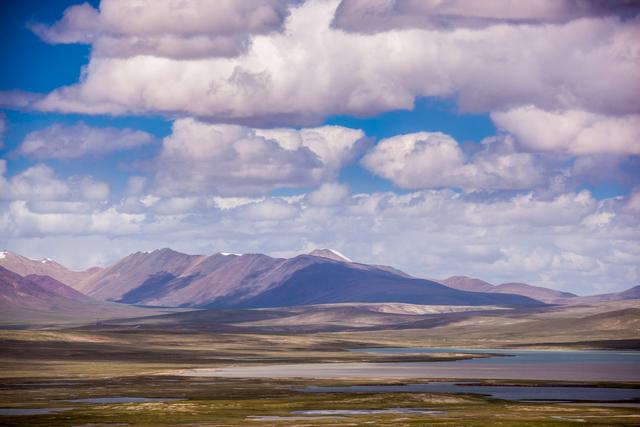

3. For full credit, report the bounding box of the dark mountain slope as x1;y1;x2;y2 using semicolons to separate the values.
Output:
233;262;544;308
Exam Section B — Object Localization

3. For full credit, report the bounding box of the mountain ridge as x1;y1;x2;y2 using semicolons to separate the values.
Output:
2;249;637;310
0;249;544;309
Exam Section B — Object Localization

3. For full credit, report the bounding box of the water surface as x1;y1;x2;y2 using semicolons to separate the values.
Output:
180;348;640;382
356;347;640;364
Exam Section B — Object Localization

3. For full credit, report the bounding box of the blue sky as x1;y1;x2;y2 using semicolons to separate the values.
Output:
1;0;639;294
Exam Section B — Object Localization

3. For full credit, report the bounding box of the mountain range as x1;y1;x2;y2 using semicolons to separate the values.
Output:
0;265;175;326
439;275;639;305
69;248;541;308
1;249;638;314
1;249;541;309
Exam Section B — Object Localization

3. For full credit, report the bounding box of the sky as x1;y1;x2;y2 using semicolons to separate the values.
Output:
1;0;639;295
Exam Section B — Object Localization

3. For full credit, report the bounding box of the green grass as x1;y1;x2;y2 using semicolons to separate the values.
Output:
1;376;638;426
1;327;639;426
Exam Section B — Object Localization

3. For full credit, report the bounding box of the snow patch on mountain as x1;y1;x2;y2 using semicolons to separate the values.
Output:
308;248;353;262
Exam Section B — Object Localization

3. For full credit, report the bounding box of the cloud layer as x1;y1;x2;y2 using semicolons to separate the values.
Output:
1;186;638;295
18;122;155;159
333;0;639;32
152;119;367;196
25;0;639;129
0;161;109;201
0;0;638;296
492;106;640;155
362;132;547;190
31;0;297;59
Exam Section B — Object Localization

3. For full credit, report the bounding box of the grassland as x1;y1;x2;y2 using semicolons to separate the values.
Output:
1;301;639;425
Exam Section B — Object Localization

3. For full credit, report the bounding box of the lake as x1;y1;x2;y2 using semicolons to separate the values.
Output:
178;348;640;382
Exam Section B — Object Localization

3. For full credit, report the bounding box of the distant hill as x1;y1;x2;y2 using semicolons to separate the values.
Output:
569;285;640;304
19;248;542;309
0;266;88;311
0;266;179;326
440;276;578;304
439;275;639;305
3;250;637;310
24;274;90;301
493;282;577;303
236;261;540;308
440;276;494;293
0;250;100;288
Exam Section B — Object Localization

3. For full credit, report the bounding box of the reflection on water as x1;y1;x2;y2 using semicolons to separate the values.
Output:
354;347;640;365
180;347;640;382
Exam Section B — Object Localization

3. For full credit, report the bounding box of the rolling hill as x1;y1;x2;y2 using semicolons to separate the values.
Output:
440;276;578;304
0;266;183;326
0;250;100;289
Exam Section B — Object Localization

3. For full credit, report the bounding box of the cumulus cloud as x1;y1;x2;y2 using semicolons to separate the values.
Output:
1;187;638;294
21;0;638;127
2;0;639;295
30;0;298;59
492;106;640;155
238;198;299;221
0;161;109;201
153;119;367;196
212;196;263;210
362;132;547;190
2;201;143;237
332;0;640;32
18;122;155;159
306;182;350;206
126;176;147;195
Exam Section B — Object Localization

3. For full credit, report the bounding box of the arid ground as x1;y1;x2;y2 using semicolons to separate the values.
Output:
1;300;639;426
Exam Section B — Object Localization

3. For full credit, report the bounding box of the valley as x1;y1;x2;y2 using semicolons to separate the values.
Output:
1;314;639;426
1;249;639;425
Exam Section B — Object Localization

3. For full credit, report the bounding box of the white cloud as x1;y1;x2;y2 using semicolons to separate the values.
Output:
362;132;545;190
23;0;639;126
212;196;264;210
1;187;638;294
126;176;147;195
153;119;367;196
306;182;350;206
238;198;299;221
1;0;638;297
31;0;297;59
492;106;640;155
18;122;155;159
0;161;109;202
1;201;143;237
332;0;637;32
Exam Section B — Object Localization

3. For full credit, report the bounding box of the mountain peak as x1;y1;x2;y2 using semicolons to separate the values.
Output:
308;248;352;263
